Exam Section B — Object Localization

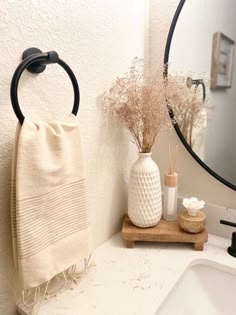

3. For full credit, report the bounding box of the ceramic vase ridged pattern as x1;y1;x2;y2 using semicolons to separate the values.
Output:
128;153;162;227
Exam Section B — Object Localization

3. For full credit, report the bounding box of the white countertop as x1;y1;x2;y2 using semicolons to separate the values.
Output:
20;233;236;315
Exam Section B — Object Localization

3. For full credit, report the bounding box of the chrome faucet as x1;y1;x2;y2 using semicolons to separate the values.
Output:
220;220;236;258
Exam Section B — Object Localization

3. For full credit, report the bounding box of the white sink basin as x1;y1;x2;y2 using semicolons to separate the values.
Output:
156;259;236;315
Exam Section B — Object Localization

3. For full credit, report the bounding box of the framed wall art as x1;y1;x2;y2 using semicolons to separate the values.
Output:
210;32;235;89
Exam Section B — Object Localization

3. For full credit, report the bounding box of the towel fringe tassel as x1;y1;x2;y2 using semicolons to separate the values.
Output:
20;256;93;315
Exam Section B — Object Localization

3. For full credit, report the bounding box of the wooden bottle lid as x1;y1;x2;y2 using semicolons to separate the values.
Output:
164;172;178;187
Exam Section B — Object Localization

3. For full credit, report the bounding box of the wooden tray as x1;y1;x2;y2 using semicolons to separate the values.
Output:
121;215;208;251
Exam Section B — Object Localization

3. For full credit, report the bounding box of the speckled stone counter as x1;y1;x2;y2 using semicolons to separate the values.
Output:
19;233;236;315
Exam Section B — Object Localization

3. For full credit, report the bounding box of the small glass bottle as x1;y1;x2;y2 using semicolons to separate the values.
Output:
163;173;178;221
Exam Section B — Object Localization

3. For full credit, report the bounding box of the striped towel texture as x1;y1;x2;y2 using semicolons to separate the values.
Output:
11;114;92;295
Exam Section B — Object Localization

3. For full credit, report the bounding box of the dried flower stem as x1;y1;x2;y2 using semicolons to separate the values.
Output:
98;58;207;152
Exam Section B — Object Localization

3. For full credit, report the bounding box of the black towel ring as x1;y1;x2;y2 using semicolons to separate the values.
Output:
10;47;80;124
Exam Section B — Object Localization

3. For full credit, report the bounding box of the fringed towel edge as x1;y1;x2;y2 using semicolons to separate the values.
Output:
17;254;93;315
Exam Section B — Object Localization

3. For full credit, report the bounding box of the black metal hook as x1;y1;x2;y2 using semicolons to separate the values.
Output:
10;47;80;124
186;77;206;101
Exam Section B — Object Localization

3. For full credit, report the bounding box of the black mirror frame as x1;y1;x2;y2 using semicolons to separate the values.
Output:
163;0;236;191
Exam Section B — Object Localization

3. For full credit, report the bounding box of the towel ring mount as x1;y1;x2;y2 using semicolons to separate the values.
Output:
10;47;80;124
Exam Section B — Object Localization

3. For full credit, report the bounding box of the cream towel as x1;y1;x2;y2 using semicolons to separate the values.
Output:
11;114;92;297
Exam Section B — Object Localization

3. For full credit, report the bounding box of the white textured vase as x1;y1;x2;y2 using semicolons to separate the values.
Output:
128;152;162;228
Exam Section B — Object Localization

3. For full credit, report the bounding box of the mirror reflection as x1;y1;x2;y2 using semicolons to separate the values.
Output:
169;0;236;186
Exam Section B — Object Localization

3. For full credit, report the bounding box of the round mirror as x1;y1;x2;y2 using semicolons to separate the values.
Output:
164;0;236;191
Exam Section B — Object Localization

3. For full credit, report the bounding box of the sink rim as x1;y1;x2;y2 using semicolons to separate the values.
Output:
155;258;236;315
188;258;236;275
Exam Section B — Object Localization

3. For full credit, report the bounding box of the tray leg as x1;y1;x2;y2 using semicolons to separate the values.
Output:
127;240;135;248
193;242;204;251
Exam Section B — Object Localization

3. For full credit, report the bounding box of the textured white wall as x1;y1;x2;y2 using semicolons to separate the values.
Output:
149;0;236;208
0;1;148;313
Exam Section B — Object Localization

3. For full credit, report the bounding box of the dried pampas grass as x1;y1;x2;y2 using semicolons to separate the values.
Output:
98;57;207;152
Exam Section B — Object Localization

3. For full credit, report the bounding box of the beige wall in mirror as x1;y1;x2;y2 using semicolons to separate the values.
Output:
168;0;236;187
149;0;236;208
